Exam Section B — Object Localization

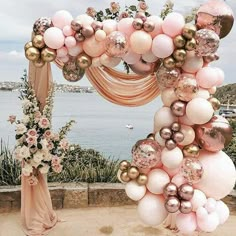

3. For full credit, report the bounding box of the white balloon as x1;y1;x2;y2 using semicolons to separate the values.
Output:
138;193;168;226
215;201;230;224
154;132;165;146
161;147;183;169
190;189;207;211
125;181;147;201
146;169;170;194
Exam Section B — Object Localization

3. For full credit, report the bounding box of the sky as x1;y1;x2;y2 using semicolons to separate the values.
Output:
0;0;235;86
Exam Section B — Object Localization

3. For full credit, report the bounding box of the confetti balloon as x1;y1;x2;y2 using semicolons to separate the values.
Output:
62;60;85;82
132;139;162;169
181;157;204;183
195;115;233;152
33;17;52;35
195;29;220;57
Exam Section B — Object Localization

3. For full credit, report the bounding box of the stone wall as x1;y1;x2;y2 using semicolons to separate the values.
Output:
0;183;235;214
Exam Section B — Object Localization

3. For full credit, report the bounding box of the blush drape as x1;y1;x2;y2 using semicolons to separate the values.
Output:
21;62;58;236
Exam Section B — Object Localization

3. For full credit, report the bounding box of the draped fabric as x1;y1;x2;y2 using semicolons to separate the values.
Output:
21;62;58;236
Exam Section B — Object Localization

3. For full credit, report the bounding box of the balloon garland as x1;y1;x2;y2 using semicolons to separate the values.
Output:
24;0;236;234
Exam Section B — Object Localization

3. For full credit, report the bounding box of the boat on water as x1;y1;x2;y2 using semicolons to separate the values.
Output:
126;124;134;129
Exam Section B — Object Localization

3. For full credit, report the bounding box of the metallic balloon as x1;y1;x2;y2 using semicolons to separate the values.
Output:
33;58;45;68
165;197;180;213
160;127;172;140
41;48;56;62
62;60;85;82
32;35;45;49
175;60;185;68
71;20;83;31
174;35;186;48
171;122;181;132
174;74;199;102
135;11;147;22
195;115;233;152
132;18;143;30
128;166;140;179
180;200;193;214
208;97;221;111
182;24;197;39
203;53;219;63
185;38;196;51
170;100;186;117
196;0;234;38
163;57;176;69
173;49;187;62
33;17;52;35
143;20;155;32
136;174;148;186
120;171;131;182
156;66;180;89
182;144;200;158
164;183;178;198
181;157;204;183
132;139;162;169
75;32;85;42
146;133;155;140
119;160;131;171
77;53;92;69
172;132;185;143
105;31;129;57
165;139;177;150
25;47;40;61
195;29;220;57
91;21;103;31
178;184;194;201
24;41;33;51
81;26;94;38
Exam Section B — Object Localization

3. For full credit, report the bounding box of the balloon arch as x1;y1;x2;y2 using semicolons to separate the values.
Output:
22;0;235;235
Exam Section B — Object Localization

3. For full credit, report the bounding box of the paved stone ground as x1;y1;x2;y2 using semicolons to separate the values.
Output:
0;206;235;236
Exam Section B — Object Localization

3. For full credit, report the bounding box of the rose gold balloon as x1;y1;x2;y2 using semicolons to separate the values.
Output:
164;183;178;198
160;127;172;140
62;60;85;82
183;144;200;158
143;20;155;32
195;29;220;57
156;66;180;90
91;21;103;31
165;139;177;150
195;115;233;152
147;133;155;140
165;197;180;213
181;157;204;184
130;59;160;76
196;0;234;38
132;18;143;30
75;32;85;42
82;26;94;38
174;74;199;102
171;122;181;132
203;53;219;63
71;20;83;31
170;100;186;117
178;184;194;201
173;132;185;143
132;139;162;169
180;200;192;214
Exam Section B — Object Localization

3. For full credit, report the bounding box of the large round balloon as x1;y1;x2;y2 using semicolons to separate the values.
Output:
138;193;168;226
194;150;236;200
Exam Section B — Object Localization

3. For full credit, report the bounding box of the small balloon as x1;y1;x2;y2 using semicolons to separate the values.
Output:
91;21;103;31
33;58;45;68
143;20;155;32
161;147;183;169
178;184;194;201
119;160;131;171
81;26;94;38
128;166;140;179
130;31;152;54
165;197;180;213
171;122;181;132
71;20;83;31
75;32;85;42
129;59;159;76
132;18;143;30
174;35;186;48
182;23;197;39
24;42;33;51
125;180;146;201
160;127;172;140
164;183;178;198
182;51;204;73
183;144;200;158
170;100;186;117
136;174;148;186
165;139;177;150
208;97;221;111
172;132;185;143
180;200;193;214
120;171;131;182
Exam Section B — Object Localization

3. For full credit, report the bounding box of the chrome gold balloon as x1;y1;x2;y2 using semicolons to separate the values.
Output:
120;171;131;182
119;160;131;171
41;48;56;62
25;47;40;61
182;24;197;39
32;35;45;49
146;133;155;140
33;58;45;68
128;166;140;179
174;35;186;48
185;38;196;51
173;49;187;61
183;144;200;158
77;53;92;69
208;97;221;111
136;174;148;186
24;41;33;51
175;60;185;68
163;57;175;69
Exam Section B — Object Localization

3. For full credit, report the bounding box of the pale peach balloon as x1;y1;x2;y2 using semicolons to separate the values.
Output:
178;125;195;146
103;19;117;34
182;51;204;74
161;147;183;169
196;67;219;88
162;165;180;178
76;14;94;26
68;43;83;57
95;30;107;42
196;88;210;99
190;189;207;211
83;36;105;57
161;89;178;107
148;15;163;38
208;86;217;94
178;114;195;126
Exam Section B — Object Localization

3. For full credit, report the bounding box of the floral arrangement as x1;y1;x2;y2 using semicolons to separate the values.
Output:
9;71;75;185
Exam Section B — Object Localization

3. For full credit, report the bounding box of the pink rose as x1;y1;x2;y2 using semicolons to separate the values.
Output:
26;136;37;147
138;1;148;11
52;164;63;173
52;133;60;141
8;115;16;124
34;111;41;122
44;130;52;139
27;129;37;137
110;2;120;13
52;156;61;166
38;117;50;129
60;139;69;151
86;7;97;18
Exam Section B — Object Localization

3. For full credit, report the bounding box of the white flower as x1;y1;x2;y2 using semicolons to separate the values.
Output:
22;98;32;109
40;139;49;150
21;115;30;125
33;151;44;163
26;136;37;147
30;159;40;168
42;150;52;161
22;164;33;177
16;123;27;135
70;146;75;151
39;164;50;174
38;117;50;129
13;145;30;161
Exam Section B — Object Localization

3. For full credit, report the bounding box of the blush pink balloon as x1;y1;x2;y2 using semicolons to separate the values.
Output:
196;67;219;88
154;107;178;132
92;57;102;67
100;54;121;68
146;169;170;194
65;36;76;48
172;174;188;187
138;193;168;226
215;201;230;224
152;34;174;58
161;147;183;169
122;49;141;65
208;86;217;94
83;36;105;57
215;68;225;86
162;166;180;178
179;114;195;126
142;50;158;63
182;51;204;73
162;12;185;37
76;14;94;26
44;27;65;49
148;15;163;38
68;43;83;57
63;25;74;36
196;88;210;99
117;18;135;36
130;31;153;54
57;55;69;63
95;29;107;42
125;181;146;201
52;10;73;29
176;213;197;234
190;189;207;211
161;89;178;107
57;46;68;58
103;19;117;34
179;125;195;146
194;150;236;200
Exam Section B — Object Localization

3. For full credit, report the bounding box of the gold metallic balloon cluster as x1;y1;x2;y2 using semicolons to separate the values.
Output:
119;160;148;186
163;24;197;69
132;12;155;32
164;182;194;214
25;34;56;68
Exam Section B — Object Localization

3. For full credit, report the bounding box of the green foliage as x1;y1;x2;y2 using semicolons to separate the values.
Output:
160;0;174;19
215;83;236;105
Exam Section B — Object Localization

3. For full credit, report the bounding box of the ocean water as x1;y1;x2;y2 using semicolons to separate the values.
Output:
0;91;162;160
